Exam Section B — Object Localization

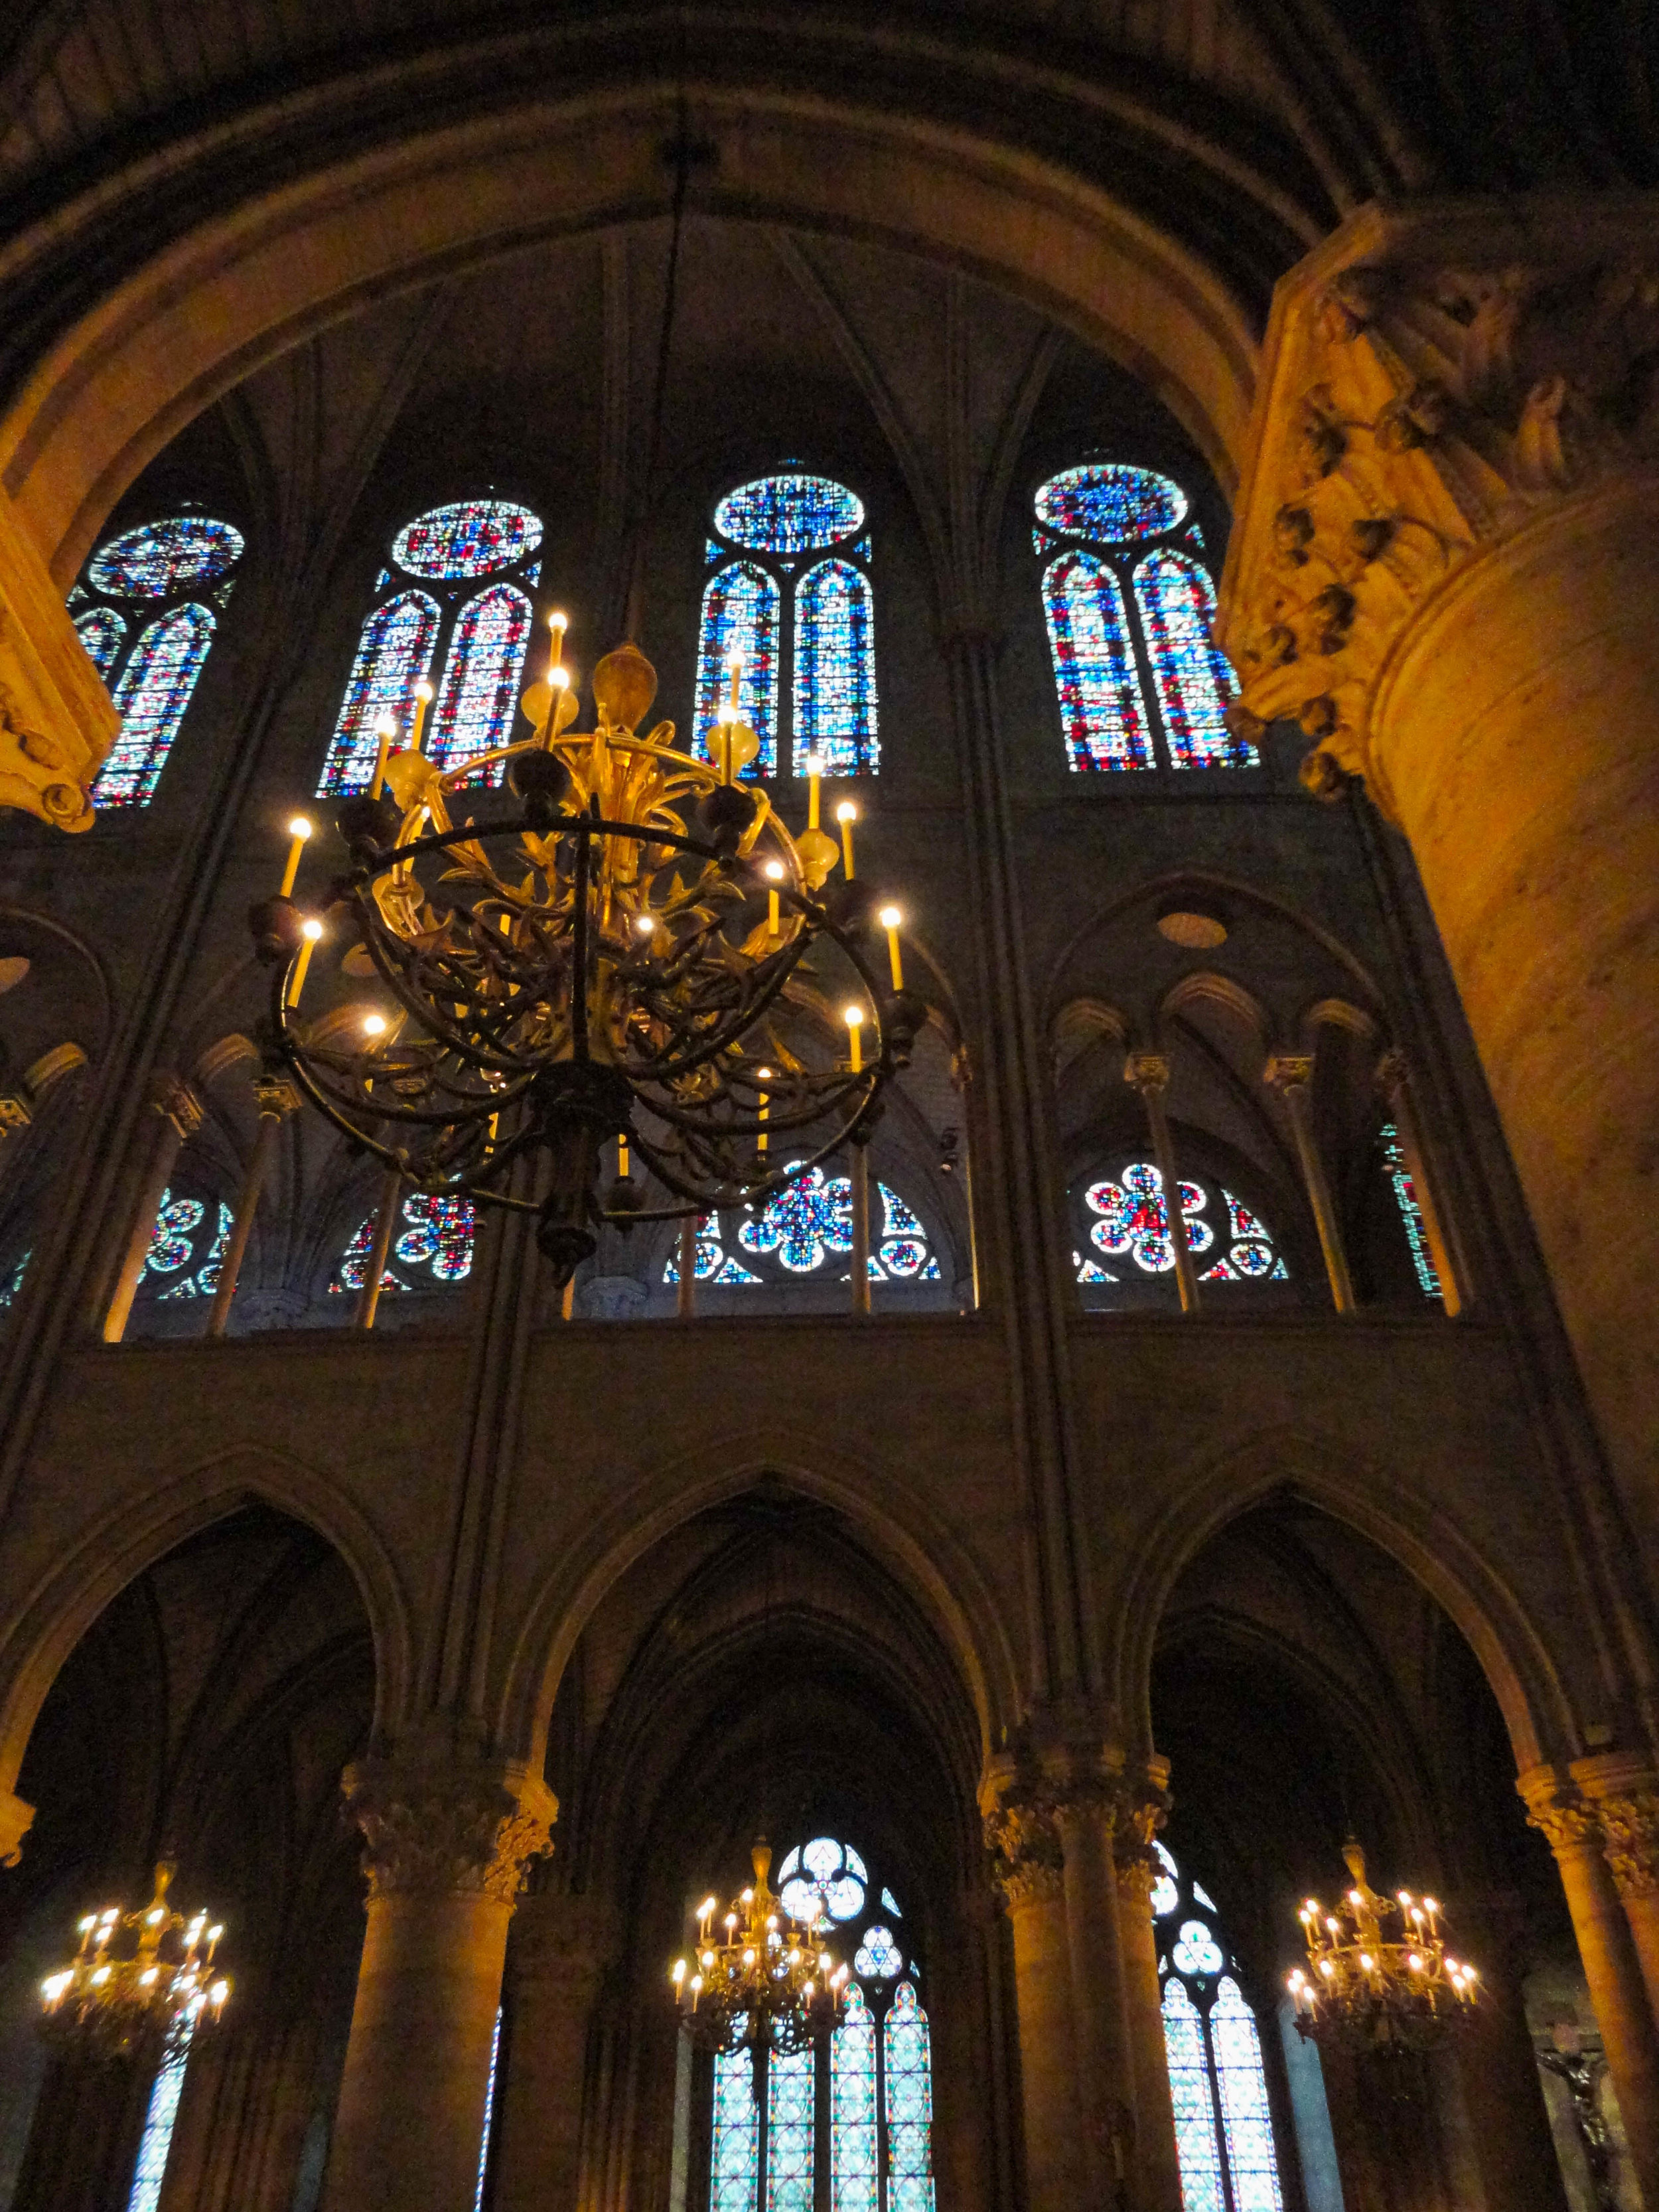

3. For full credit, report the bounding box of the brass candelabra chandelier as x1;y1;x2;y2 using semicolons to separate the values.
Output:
40;1862;232;2061
1286;1840;1478;2057
672;1842;849;2064
259;631;920;1283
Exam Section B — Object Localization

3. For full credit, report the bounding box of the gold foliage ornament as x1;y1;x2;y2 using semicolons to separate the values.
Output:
253;624;924;1284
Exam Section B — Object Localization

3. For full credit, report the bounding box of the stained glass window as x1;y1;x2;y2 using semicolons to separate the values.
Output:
697;474;876;780
430;583;534;784
832;1988;879;2212
331;1192;476;1295
711;2029;760;2212
135;1188;232;1301
71;514;244;809
0;1251;30;1312
321;501;541;795
665;1168;941;1288
1034;463;1254;774
127;2016;196;2212
474;2006;502;2212
1157;1844;1289;2212
883;1985;936;2212
703;1838;932;2212
695;564;782;774
1076;1164;1287;1295
1380;1124;1440;1299
796;560;878;776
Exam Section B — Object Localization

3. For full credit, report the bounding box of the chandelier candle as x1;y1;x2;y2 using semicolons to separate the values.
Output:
836;800;857;877
409;678;434;754
672;1842;848;2078
40;1862;231;2063
370;715;396;802
879;906;904;990
287;916;323;1007
279;814;312;897
1286;1840;1478;2058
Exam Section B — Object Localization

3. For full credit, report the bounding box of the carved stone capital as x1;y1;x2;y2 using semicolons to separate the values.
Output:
1216;197;1659;816
1112;1775;1171;1907
1123;1052;1171;1097
1263;1053;1315;1093
0;485;121;832
983;1797;1065;1909
1570;1755;1659;1898
251;1072;303;1119
1518;1765;1603;1856
0;1789;35;1867
149;1072;204;1142
343;1756;557;1909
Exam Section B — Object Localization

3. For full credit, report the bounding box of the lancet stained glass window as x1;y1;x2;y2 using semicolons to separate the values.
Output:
126;2018;196;2212
72;514;244;808
1380;1123;1441;1299
1155;1843;1286;2212
1074;1163;1287;1300
664;1167;941;1288
695;473;877;779
319;499;542;795
1033;463;1255;774
701;1838;932;2212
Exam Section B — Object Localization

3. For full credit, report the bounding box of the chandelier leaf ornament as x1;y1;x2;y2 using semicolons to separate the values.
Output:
1286;1840;1478;2060
672;1842;849;2074
255;636;922;1284
39;1862;231;2061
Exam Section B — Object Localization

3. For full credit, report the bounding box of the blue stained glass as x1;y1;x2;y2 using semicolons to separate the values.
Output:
392;500;541;579
474;2007;502;2212
696;564;781;774
157;1202;231;1299
0;1251;29;1311
711;2033;760;2212
333;1192;476;1292
431;583;533;784
881;1887;902;1918
1172;1920;1225;1975
319;591;440;796
1035;463;1186;544
1152;1842;1181;1919
90;516;244;598
1381;1123;1441;1298
1086;1165;1210;1273
1043;552;1153;772
662;1217;762;1285
740;1169;853;1273
1210;1979;1283;2212
1162;1980;1225;2212
832;1986;879;2212
794;559;878;778
852;1926;902;1978
1133;550;1255;769
126;2018;194;2212
715;475;865;554
93;605;216;806
883;1984;936;2212
766;2039;815;2212
77;607;126;680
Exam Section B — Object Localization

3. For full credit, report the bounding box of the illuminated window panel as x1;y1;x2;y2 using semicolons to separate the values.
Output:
1380;1123;1441;1298
1133;550;1256;769
332;1193;476;1295
715;475;865;554
1042;552;1153;771
711;2033;760;2212
1079;1165;1287;1288
430;583;534;784
1163;1980;1226;2212
319;591;441;796
473;2008;502;2212
767;2041;816;2212
794;559;878;777
883;1984;936;2212
126;2018;195;2212
695;563;781;774
392;500;542;579
93;605;217;807
1036;463;1187;543
832;1988;879;2212
76;607;127;680
1210;1980;1284;2212
90;517;244;598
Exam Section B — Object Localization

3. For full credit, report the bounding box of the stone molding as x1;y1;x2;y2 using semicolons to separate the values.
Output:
343;1755;557;1907
1215;196;1659;817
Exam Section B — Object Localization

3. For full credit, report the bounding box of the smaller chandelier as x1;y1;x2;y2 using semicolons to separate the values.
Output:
40;1862;232;2061
672;1842;848;2060
1286;1840;1477;2058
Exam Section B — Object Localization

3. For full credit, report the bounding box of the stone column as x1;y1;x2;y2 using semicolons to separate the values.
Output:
102;1074;202;1343
983;1787;1083;2212
1049;1768;1137;2207
321;1752;556;2212
490;1891;610;2212
1216;197;1659;1534
1114;1781;1184;2212
1124;1055;1200;1315
1262;1055;1354;1313
1571;1753;1659;2026
207;1072;300;1338
1520;1766;1659;2207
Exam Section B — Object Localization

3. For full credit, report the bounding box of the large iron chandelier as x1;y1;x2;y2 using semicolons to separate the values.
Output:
259;635;918;1282
672;1842;849;2069
1286;1840;1478;2058
40;1862;232;2061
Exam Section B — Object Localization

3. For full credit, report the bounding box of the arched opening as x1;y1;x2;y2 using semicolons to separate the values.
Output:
0;1505;376;2212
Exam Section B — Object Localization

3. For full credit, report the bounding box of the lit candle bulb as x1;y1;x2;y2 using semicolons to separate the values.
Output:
878;903;904;988
618;1133;630;1178
370;715;396;800
764;857;784;938
757;1065;771;1155
804;752;824;829
287;917;324;1007
835;799;857;877
845;1004;865;1073
363;1012;388;1040
279;814;313;897
409;679;435;755
721;650;744;782
547;610;569;678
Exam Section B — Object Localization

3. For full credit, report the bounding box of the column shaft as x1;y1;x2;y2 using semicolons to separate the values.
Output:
1126;1057;1200;1315
354;1166;403;1331
103;1079;200;1343
1116;1866;1184;2212
207;1077;297;1339
1005;1887;1084;2212
490;1894;606;2212
1265;1059;1354;1313
1057;1799;1135;2201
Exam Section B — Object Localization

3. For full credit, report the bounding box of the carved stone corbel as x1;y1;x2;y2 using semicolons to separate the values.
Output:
0;490;120;831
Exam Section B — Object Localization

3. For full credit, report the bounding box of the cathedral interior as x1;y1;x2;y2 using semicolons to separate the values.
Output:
0;3;1654;2211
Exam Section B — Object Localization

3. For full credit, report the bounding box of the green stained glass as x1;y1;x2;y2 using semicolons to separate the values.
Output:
832;1986;878;2212
883;1984;935;2212
766;2040;815;2212
711;2033;759;2212
1210;1980;1283;2212
1163;1979;1225;2212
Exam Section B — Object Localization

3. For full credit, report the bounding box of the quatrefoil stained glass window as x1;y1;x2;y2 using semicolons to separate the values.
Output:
133;1187;233;1302
319;499;541;795
71;514;246;807
1074;1163;1286;1301
695;473;877;778
1033;463;1254;774
664;1168;941;1288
